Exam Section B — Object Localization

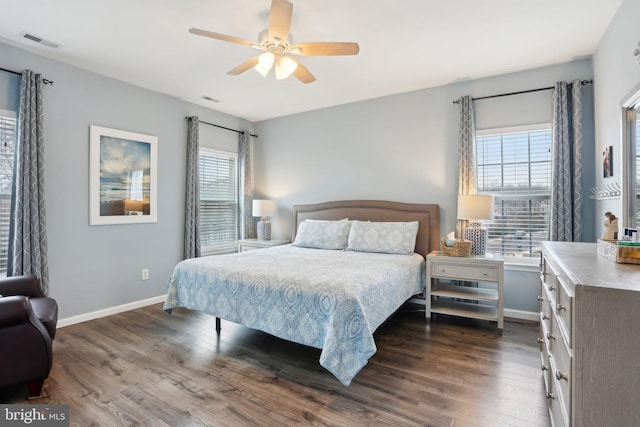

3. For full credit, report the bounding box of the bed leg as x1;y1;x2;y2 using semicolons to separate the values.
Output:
215;317;221;333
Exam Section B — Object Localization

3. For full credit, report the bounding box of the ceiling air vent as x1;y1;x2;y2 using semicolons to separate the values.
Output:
21;32;59;49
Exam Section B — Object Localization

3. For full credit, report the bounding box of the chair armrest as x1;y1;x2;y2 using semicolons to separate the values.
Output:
0;295;30;326
0;275;43;298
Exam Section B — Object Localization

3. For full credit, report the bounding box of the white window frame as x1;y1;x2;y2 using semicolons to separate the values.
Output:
0;109;17;277
198;147;238;256
476;123;552;267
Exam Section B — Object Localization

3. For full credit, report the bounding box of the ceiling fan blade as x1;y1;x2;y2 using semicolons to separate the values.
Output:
189;28;255;47
290;42;360;56
290;59;316;84
268;0;293;42
227;56;260;75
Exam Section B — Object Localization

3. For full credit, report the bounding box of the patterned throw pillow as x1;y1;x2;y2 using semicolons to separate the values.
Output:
346;220;419;255
292;219;351;250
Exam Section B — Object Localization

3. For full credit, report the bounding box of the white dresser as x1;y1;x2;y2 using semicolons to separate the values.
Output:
539;241;640;427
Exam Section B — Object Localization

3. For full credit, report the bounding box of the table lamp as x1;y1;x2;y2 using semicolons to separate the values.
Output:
253;199;276;240
457;194;494;255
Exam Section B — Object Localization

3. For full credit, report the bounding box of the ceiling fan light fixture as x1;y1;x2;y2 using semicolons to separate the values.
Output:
255;52;275;77
275;55;297;80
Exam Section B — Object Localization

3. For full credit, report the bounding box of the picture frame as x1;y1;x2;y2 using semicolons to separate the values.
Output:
89;125;158;225
603;145;614;178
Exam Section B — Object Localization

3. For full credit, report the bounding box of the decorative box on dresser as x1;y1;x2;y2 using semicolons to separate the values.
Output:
539;241;640;427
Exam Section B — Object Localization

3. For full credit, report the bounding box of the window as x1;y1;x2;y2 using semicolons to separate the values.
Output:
0;110;17;276
476;124;552;258
199;148;238;255
635;115;640;227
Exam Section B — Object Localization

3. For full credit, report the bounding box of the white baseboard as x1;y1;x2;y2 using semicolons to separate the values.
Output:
504;308;538;322
57;294;167;328
56;294;537;328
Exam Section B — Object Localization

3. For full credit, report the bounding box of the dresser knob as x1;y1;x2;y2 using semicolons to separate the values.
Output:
546;332;556;341
556;303;566;311
555;371;569;381
541;314;549;320
546;392;555;400
541;364;548;371
537;337;544;344
548;285;555;291
537;296;544;302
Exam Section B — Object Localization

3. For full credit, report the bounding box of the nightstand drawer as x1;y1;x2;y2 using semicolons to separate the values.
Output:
430;262;498;282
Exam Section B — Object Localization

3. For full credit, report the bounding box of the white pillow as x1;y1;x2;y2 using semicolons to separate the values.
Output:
346;220;419;255
292;219;351;250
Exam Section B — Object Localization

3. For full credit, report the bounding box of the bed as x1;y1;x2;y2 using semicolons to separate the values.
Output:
163;200;440;385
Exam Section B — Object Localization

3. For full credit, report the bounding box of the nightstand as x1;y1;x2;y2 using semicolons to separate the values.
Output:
426;251;504;334
237;239;290;252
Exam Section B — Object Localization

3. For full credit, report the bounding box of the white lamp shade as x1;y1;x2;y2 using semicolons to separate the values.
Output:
275;56;298;80
252;199;276;217
457;194;494;220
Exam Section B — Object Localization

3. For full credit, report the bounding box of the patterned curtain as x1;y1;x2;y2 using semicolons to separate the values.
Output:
8;70;49;295
183;116;201;259
457;95;477;239
551;80;583;242
238;131;254;239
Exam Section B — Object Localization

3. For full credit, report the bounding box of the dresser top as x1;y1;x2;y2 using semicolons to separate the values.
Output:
541;241;640;291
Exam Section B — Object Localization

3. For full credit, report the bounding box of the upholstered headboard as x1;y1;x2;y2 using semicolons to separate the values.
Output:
291;200;440;257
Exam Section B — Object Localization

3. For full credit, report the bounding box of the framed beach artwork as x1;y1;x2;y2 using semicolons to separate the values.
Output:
89;125;158;225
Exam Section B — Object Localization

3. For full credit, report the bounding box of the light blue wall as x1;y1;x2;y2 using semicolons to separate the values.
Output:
254;60;596;313
0;41;253;319
1;31;607;317
593;0;640;235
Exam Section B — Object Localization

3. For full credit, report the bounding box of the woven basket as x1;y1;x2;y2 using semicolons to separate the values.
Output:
597;239;640;264
441;238;472;257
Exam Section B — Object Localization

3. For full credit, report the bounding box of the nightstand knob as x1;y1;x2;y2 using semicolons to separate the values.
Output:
556;303;566;311
548;284;555;291
537;296;544;302
537;337;544;344
546;332;556;341
555;371;569;381
541;364;548;371
546;392;555;400
541;314;549;320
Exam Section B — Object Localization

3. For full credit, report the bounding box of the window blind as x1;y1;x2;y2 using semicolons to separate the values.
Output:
199;148;238;255
476;126;552;258
0;111;17;275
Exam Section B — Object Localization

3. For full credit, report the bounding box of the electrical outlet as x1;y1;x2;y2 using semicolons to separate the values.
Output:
141;268;149;280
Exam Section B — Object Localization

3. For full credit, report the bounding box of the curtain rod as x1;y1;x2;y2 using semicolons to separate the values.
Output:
452;79;593;104
0;66;54;85
186;117;258;138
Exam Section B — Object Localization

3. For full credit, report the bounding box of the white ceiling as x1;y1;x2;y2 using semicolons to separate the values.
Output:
0;0;623;122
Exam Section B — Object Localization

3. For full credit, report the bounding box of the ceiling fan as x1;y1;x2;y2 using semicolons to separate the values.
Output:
189;0;359;84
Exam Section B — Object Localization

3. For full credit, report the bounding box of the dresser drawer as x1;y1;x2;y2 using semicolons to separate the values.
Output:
548;376;569;427
549;335;571;424
541;258;561;303
555;275;574;347
540;327;551;394
430;262;498;282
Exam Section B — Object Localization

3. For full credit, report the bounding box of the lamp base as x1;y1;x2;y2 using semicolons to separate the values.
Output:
257;218;271;241
464;221;488;255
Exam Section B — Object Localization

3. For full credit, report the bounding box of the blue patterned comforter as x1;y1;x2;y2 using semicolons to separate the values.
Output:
163;245;425;385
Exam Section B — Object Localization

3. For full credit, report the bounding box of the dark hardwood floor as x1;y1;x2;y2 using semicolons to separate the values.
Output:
1;303;550;426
